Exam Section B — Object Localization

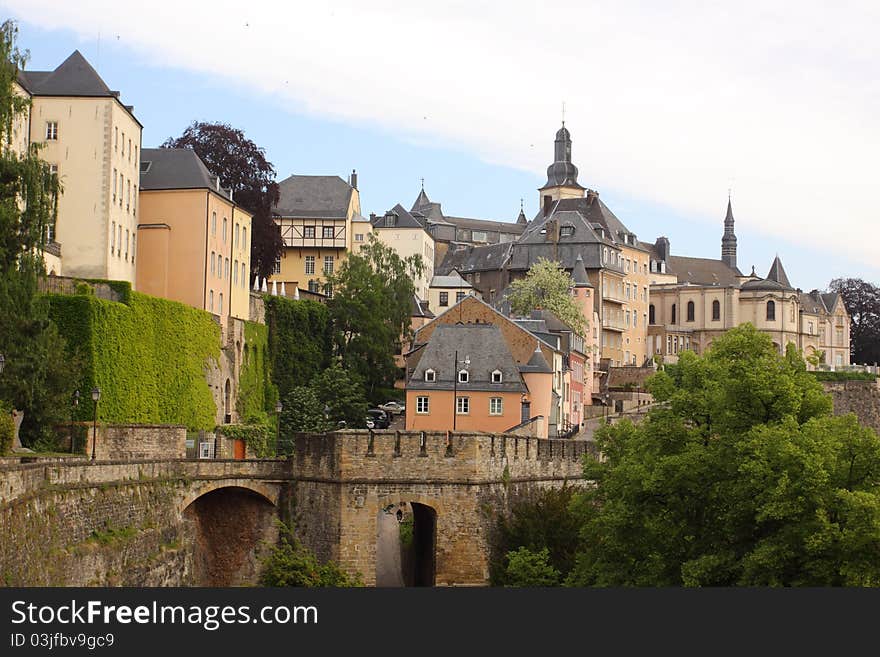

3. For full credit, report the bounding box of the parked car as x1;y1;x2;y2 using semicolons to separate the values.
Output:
366;408;391;429
378;400;406;416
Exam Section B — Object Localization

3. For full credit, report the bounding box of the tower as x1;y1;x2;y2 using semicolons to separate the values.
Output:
721;198;737;269
538;123;585;212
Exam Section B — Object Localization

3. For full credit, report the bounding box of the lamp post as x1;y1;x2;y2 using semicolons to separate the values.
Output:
275;400;283;456
90;387;101;461
72;390;80;454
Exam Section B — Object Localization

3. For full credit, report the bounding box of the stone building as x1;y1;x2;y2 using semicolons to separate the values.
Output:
17;50;142;284
647;200;850;367
371;203;435;300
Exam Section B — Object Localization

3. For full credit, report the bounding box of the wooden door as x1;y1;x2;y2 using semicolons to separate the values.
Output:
233;439;245;460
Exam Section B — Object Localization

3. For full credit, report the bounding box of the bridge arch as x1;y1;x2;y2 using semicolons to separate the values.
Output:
182;484;280;586
376;495;438;587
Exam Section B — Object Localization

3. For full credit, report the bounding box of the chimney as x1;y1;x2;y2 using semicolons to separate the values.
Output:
370;212;376;222
543;194;553;217
350;169;358;190
586;189;598;205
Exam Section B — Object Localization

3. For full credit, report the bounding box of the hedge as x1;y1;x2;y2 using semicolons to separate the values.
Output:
810;371;878;382
48;291;220;430
216;423;274;458
237;320;278;423
265;296;332;398
0;403;13;455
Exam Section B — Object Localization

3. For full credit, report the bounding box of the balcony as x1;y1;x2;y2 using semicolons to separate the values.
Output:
602;317;626;332
602;291;627;304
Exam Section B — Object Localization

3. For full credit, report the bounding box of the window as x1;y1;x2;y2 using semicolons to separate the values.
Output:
112;168;117;202
416;396;429;414
225;258;229;279
671;303;677;325
649;304;655;324
218;292;223;315
603;248;608;263
119;174;124;206
128;138;132;161
111;222;116;254
458;370;469;383
323;256;334;275
322;226;335;239
218;254;223;276
456;291;466;303
133;185;137;215
472;230;487;242
211;212;217;236
126;179;131;212
121;132;125;156
323;283;333;297
424;369;436;382
439;292;448;306
242;227;247;248
491;370;503;383
209;290;214;312
490;397;503;415
222;217;228;242
633;310;637;327
686;301;695;322
475;272;481;283
210;252;216;275
456;397;469;414
118;225;122;257
45;121;58;140
712;300;720;321
305;256;315;275
241;263;246;287
235;224;240;248
125;229;129;260
560;224;574;237
131;235;135;264
114;127;118;151
303;226;315;238
808;321;814;335
384;214;395;227
134;145;138;163
355;233;364;242
766;300;776;321
233;259;238;285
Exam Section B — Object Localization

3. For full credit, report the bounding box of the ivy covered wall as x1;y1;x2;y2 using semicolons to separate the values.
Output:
265;297;332;399
237;320;278;423
48;288;220;430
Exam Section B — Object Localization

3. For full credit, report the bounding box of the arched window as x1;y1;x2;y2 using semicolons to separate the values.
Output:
458;370;469;383
491;370;503;383
686;301;695;322
712;300;720;321
766;300;776;321
425;369;436;382
649;304;655;325
671;303;677;325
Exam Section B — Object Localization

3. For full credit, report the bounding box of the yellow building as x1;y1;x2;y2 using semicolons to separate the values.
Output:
136;148;252;322
371;204;435;300
269;171;362;295
18;51;142;285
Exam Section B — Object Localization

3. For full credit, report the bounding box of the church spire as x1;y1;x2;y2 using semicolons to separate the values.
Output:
721;196;737;270
540;123;584;193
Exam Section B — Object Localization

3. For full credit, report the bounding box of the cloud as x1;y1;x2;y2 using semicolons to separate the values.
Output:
6;0;879;269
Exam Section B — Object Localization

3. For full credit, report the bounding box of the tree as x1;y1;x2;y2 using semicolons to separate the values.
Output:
279;387;329;436
163;121;283;281
502;547;561;587
507;257;587;336
0;21;75;447
327;234;423;394
829;278;880;365
260;522;362;587
568;324;880;586
311;364;368;429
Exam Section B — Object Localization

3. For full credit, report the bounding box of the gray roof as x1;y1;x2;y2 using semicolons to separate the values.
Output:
799;292;824;314
275;175;353;218
822;292;841;312
553;196;648;251
666;255;743;286
519;345;553;374
411;294;435;319
373;203;425;230
140;148;231;199
437;242;514;274
430;271;472;289
19;50;141;126
571;253;592;286
741;257;795;292
407;323;526;392
445;215;526;235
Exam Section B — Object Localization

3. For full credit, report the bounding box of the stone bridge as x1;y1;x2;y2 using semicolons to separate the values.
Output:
0;432;596;587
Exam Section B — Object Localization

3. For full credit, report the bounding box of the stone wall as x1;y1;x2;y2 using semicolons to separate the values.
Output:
823;379;880;434
84;424;187;460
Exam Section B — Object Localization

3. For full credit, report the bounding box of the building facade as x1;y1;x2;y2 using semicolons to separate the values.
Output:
372;204;435;300
18;51;142;285
137;148;253;323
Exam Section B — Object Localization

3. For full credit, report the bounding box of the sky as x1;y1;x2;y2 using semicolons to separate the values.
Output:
5;1;879;291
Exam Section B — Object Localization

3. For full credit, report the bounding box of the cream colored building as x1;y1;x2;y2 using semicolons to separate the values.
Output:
428;269;476;314
137;148;252;323
269;171;362;295
647;201;850;367
372;204;435;300
18;51;142;285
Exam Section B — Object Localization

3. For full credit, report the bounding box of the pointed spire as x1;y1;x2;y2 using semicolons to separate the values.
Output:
293;287;300;300
412;184;431;212
516;199;527;225
571;253;591;287
766;256;792;288
721;196;738;270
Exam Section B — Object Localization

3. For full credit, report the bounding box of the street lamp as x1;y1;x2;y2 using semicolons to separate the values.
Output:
72;390;80;454
90;387;101;461
275;400;283;456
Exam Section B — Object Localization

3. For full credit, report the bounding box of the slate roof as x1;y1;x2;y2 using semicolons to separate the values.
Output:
571;253;592;287
822;292;842;312
411;294;435;319
373;203;425;230
140;148;232;200
741;256;795;292
430;271;472;289
445;215;526;235
436;242;514;274
407;324;526;392
519;345;553;374
274;175;353;218
19;50;141;126
666;255;743;286
799;292;825;314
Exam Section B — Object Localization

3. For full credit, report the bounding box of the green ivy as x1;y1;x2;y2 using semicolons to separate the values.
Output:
810;371;878;382
237;320;277;423
47;291;220;430
265;296;331;399
0;401;13;455
216;423;274;458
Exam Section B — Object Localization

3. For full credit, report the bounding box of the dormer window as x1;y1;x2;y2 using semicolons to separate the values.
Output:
384;213;396;227
560;224;574;237
491;370;503;383
458;370;469;383
425;369;436;382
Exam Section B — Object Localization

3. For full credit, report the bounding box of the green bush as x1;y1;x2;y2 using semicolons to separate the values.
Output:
265;297;331;399
48;291;220;430
503;547;561;587
0;403;13;455
217;423;274;458
810;370;878;382
260;522;362;587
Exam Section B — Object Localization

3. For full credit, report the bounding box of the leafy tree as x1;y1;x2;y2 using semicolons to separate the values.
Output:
490;485;581;584
568;324;880;586
280;386;329;438
163;121;283;281
312;363;368;429
503;547;561;587
829;278;880;365
327;234;423;393
507;257;587;336
265;296;331;399
0;21;75;447
260;522;363;587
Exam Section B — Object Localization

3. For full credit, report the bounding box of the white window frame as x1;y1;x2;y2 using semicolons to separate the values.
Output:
424;369;436;382
45;121;58;140
416;396;429;414
491;370;503;383
322;226;335;239
489;397;503;415
324;255;334;275
305;256;315;275
458;370;469;383
456;396;469;415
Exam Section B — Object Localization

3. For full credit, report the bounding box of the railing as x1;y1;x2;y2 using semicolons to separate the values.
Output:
602;317;627;331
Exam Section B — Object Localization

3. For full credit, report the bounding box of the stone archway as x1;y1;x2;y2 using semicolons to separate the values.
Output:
182;486;278;586
375;500;437;587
